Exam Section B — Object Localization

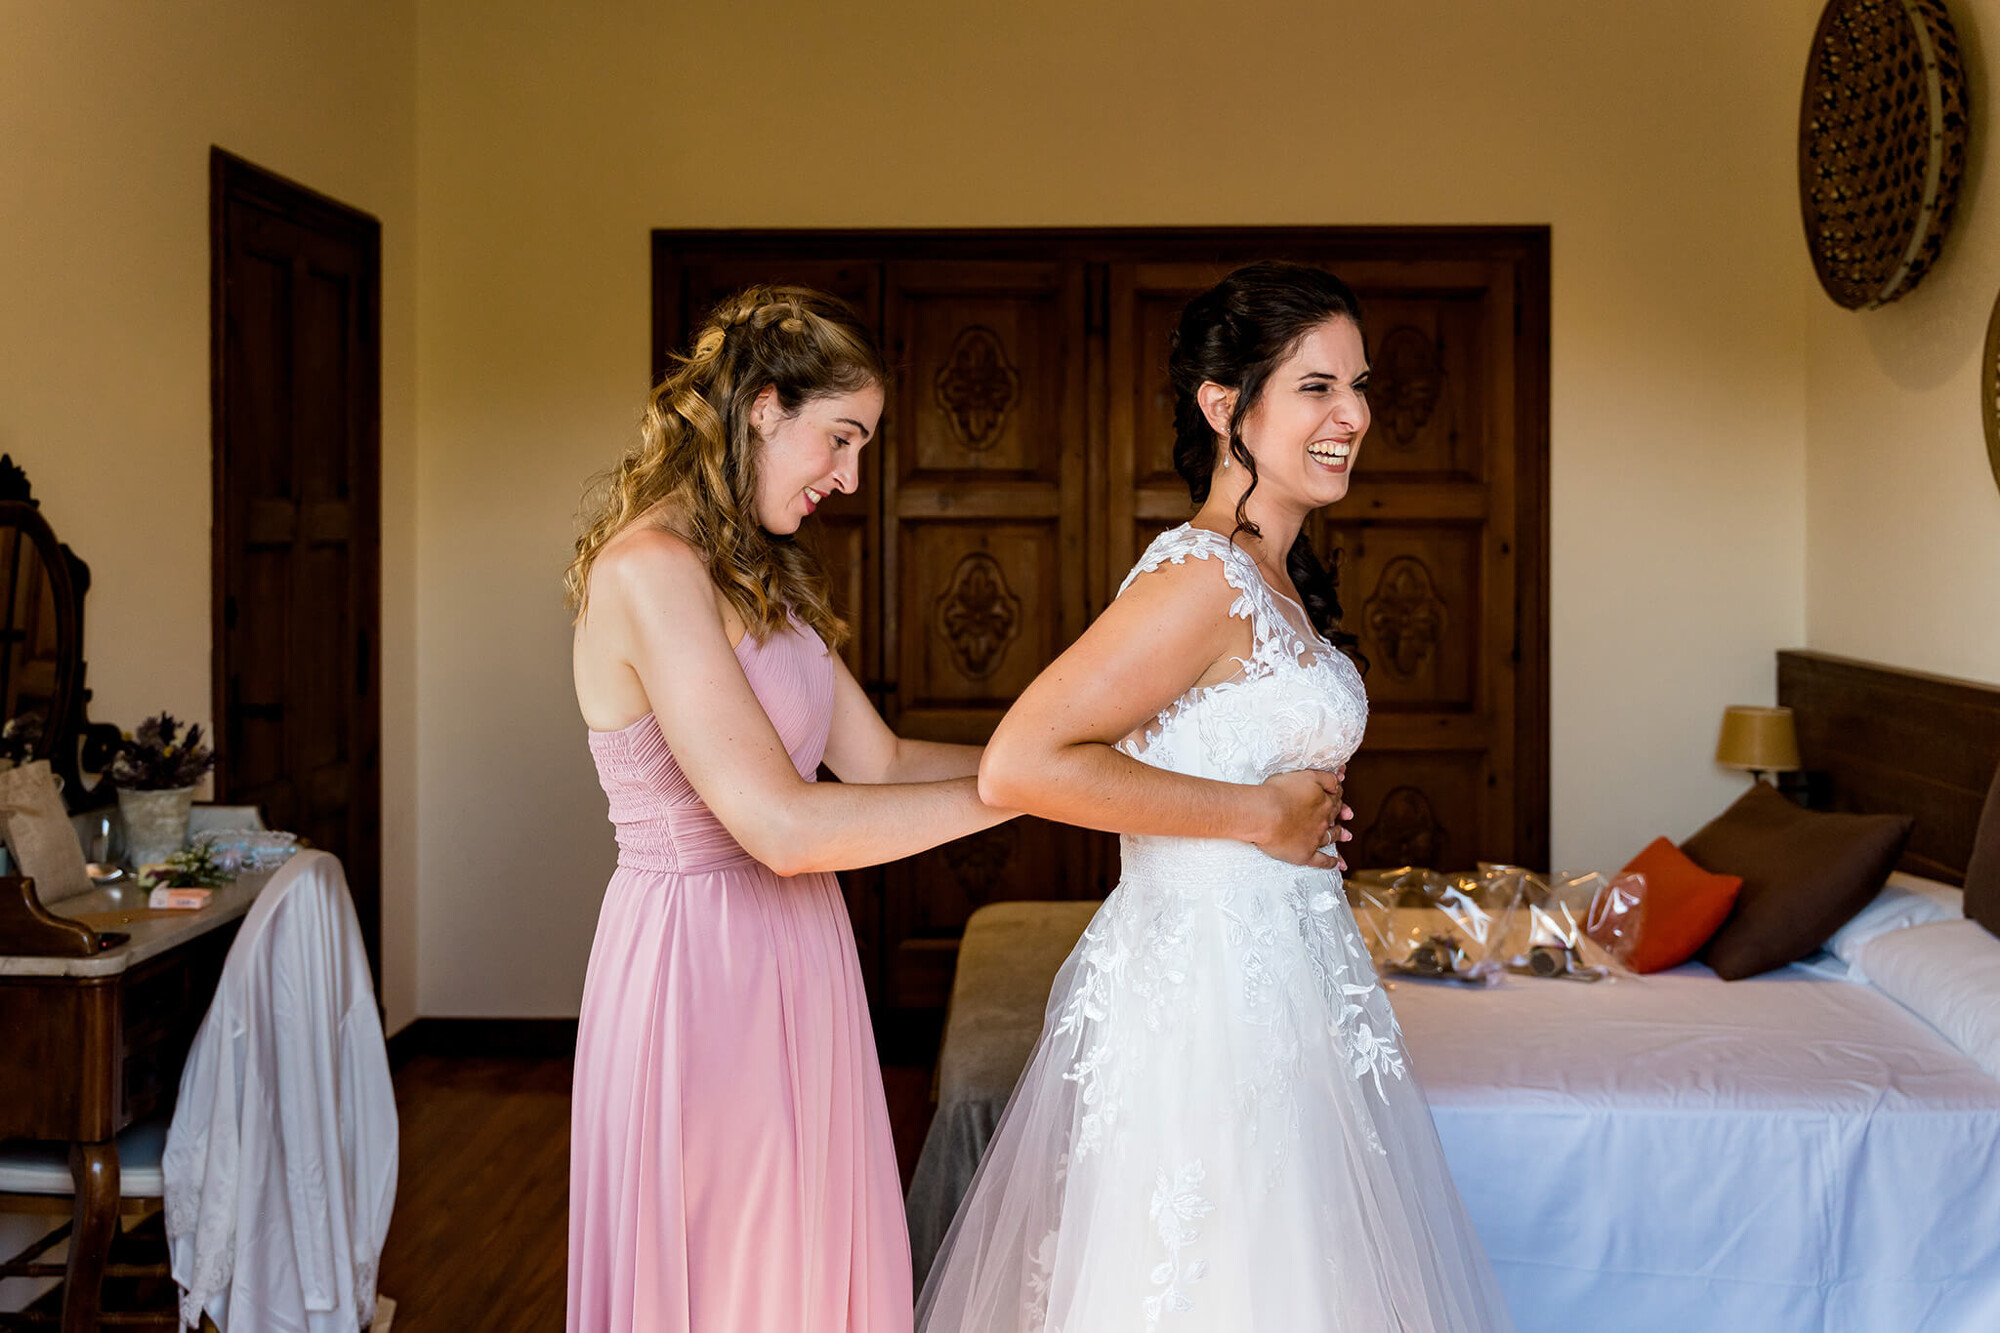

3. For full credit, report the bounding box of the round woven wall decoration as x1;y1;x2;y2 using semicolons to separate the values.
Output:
1984;288;2000;495
1799;0;1969;310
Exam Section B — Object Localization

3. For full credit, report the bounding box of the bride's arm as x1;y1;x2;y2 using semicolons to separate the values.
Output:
978;556;1343;868
596;529;1012;877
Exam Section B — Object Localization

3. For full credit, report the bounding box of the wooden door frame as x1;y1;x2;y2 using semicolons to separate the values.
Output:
209;147;385;985
652;224;1551;871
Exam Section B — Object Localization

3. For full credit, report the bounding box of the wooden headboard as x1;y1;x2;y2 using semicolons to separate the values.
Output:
1778;650;2000;885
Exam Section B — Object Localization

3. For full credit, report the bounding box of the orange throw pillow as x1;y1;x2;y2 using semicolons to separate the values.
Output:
1620;837;1742;974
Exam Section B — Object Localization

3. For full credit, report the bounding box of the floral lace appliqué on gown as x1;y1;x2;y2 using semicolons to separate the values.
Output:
917;525;1512;1333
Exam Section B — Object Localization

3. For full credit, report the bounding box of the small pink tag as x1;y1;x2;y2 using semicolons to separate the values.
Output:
148;887;213;910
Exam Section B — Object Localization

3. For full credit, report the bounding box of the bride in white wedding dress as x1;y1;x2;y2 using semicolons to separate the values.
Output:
918;263;1511;1333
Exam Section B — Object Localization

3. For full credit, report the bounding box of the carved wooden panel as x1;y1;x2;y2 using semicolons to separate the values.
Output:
893;263;1072;483
879;259;1097;1008
901;523;1059;724
1356;294;1487;481
1328;527;1479;710
1343;751;1488;873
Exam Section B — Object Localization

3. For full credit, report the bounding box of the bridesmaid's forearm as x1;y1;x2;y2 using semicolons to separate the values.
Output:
761;776;1015;877
883;737;984;784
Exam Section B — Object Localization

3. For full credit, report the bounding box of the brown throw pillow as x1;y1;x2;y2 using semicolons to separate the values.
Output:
1963;759;2000;940
1683;782;1914;980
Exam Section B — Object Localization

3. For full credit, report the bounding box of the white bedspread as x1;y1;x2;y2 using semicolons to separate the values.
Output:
1388;963;2000;1333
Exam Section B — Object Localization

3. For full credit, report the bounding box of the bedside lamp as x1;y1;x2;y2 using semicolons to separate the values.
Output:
1715;705;1801;784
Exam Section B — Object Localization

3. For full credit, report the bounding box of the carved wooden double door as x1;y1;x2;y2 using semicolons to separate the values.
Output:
654;230;1550;1023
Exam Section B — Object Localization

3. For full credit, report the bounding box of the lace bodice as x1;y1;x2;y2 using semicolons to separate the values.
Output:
1117;524;1367;786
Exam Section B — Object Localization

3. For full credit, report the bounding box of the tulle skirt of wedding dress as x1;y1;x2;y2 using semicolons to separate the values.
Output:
917;839;1513;1333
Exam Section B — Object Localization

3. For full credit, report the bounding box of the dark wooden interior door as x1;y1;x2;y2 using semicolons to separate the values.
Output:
211;148;383;989
654;228;1549;1037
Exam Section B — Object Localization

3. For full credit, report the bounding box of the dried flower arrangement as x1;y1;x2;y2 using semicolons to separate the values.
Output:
107;714;217;791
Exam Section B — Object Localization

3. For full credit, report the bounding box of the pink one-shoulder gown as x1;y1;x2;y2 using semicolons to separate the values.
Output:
569;624;911;1333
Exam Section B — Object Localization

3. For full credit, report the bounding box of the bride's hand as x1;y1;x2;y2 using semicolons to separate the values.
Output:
1253;768;1351;869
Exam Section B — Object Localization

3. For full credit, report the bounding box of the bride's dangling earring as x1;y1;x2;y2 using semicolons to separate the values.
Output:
1221;444;1232;470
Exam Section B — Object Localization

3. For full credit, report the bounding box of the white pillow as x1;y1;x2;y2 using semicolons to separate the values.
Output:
1856;919;2000;1081
1825;872;1964;983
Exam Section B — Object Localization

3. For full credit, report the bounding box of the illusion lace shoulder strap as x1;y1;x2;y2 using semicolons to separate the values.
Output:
1116;525;1290;659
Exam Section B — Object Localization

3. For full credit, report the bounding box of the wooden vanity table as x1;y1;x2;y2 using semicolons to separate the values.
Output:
0;453;222;1327
2;870;276;1331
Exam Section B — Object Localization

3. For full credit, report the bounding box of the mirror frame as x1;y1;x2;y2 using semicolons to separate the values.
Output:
0;455;118;808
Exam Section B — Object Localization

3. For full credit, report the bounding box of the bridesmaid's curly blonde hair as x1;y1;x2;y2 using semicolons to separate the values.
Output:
565;285;886;649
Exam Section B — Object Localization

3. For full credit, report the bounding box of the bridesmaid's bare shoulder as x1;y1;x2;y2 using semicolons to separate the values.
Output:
589;518;713;615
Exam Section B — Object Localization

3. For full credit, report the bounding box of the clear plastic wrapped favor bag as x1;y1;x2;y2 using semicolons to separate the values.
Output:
1480;867;1639;982
1346;866;1512;985
1583;871;1647;969
1348;864;1643;984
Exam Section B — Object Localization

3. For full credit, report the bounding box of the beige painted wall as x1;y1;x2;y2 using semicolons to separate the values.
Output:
0;1;421;1032
415;0;1812;1016
1805;3;2000;686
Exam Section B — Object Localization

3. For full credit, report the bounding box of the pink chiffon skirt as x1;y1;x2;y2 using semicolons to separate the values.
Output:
567;856;911;1333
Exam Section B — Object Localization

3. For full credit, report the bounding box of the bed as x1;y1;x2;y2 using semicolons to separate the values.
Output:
904;652;2000;1329
1395;958;2000;1330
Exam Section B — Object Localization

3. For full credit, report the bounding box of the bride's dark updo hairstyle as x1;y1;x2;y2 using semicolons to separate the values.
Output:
1169;260;1365;665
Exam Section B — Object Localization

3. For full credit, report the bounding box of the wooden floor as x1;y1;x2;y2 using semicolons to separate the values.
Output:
19;1053;936;1327
374;1054;937;1329
375;1056;575;1332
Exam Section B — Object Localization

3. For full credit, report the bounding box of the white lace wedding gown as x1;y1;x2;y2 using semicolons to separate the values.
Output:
917;525;1512;1333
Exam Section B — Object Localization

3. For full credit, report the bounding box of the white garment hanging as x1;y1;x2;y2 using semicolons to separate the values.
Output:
163;849;399;1333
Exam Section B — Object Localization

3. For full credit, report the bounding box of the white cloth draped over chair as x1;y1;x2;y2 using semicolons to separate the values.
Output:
162;849;398;1332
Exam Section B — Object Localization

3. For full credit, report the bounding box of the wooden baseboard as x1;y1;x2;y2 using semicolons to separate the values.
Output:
386;1017;579;1067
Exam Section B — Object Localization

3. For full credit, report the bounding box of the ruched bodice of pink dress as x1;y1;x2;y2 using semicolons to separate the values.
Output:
569;623;911;1333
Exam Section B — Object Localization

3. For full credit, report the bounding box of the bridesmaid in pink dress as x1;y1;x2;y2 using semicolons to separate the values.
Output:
564;287;1011;1333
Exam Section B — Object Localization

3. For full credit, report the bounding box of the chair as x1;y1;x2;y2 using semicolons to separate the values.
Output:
1;808;272;1328
0;1121;183;1329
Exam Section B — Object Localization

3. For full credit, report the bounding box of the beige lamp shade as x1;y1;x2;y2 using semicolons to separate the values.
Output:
1715;705;1802;772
